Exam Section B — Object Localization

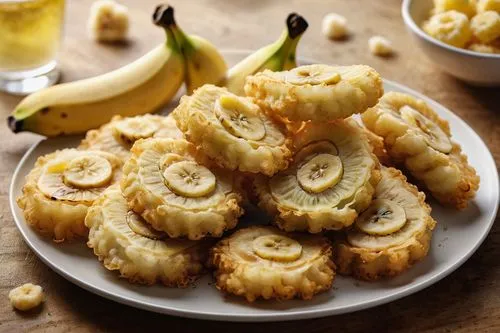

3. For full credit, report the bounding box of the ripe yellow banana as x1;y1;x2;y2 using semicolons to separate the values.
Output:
224;13;308;95
159;4;227;95
8;5;184;137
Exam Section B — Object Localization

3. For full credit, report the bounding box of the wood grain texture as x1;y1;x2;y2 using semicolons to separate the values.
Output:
0;0;499;332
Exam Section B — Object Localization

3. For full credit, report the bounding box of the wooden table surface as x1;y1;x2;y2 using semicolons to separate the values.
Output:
1;0;499;332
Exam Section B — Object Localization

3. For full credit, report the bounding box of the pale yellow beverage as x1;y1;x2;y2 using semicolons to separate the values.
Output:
0;0;65;94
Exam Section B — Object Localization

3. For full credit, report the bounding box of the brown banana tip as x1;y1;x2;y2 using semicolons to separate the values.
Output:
286;13;308;39
153;4;175;28
7;115;22;133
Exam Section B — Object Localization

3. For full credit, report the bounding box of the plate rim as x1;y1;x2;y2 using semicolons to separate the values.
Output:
8;50;499;322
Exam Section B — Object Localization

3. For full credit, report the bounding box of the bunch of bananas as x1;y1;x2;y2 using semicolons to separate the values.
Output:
14;3;480;304
7;4;308;137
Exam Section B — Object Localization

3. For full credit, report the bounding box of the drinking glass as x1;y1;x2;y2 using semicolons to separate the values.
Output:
0;0;65;95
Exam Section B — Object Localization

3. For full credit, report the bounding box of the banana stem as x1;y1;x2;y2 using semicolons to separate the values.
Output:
266;13;308;71
153;4;182;51
282;13;308;68
153;4;196;56
153;4;175;28
7;115;21;133
286;13;308;39
169;25;196;56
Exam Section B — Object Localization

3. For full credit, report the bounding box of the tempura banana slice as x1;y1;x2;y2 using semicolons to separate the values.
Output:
245;64;384;122
334;167;436;280
210;226;334;302
86;185;208;286
121;138;243;240
255;119;381;233
16;149;121;242
362;92;480;209
172;85;291;176
79;114;183;161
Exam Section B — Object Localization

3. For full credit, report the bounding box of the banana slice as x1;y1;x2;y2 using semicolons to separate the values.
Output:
245;64;383;121
355;199;406;235
126;211;166;240
286;67;341;85
163;161;216;198
16;149;121;242
172;85;291;176
362;92;479;209
79;114;183;162
113;117;159;145
86;185;208;286
64;155;113;189
210;226;334;302
215;94;266;141
400;105;452;153
252;234;303;262
121;138;243;240
37;152;117;202
334;167;437;281
255;119;380;233
297;153;343;193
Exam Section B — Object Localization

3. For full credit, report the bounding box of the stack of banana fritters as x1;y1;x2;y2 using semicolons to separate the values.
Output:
17;64;479;303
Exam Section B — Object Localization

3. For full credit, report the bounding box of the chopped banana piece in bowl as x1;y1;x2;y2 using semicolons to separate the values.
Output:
362;92;479;209
121;138;244;240
85;185;208;286
209;226;335;302
422;10;472;48
16;149;122;242
334;167;437;281
255;119;381;233
432;0;477;17
172;85;292;176
477;0;500;12
79;114;183;161
470;10;500;44
244;64;384;122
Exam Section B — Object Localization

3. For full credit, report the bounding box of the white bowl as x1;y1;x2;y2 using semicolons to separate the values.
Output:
402;0;500;86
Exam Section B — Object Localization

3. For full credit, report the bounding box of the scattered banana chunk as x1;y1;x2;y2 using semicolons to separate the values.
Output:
86;185;208;286
255;119;381;233
9;283;44;311
322;13;348;39
423;10;472;48
368;36;394;56
335;167;437;281
17;149;121;242
470;11;500;43
88;0;129;42
121;138;243;240
477;0;500;13
172;85;291;176
79;114;183;162
362;92;479;209
245;64;383;122
210;226;334;302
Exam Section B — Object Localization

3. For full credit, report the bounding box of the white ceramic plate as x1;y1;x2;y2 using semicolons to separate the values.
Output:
9;51;499;322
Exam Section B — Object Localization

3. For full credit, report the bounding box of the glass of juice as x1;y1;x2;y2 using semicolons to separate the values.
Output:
0;0;65;95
